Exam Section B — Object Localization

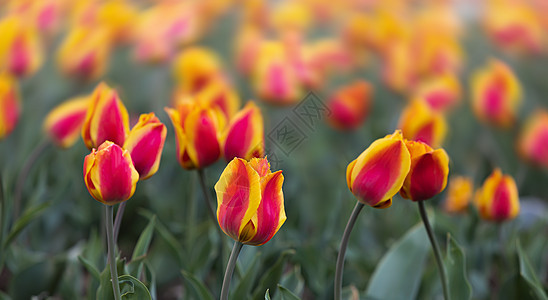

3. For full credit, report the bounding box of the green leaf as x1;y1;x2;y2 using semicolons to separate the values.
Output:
118;275;152;300
444;234;472;300
78;255;101;280
252;249;295;299
277;284;301;300
96;258;125;300
365;223;430;300
180;270;214;300
265;289;271;300
132;215;156;260
3;201;51;248
516;240;548;300
231;251;262;299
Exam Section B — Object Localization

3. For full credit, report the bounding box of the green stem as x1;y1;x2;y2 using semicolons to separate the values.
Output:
220;241;243;300
334;202;364;300
113;201;126;243
197;169;220;230
418;201;449;300
105;205;121;300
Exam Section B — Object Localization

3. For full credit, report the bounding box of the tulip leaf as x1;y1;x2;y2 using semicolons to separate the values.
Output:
365;223;430;300
78;255;101;280
277;284;301;300
252;249;296;299
96;258;126;300
265;289;271;300
3;201;51;248
516;240;548;300
180;270;214;300
444;234;472;300
231;251;262;299
118;275;152;300
132;215;156;260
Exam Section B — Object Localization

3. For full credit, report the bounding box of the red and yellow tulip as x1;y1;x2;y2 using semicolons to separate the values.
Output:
346;130;411;208
215;157;286;246
123;113;167;180
193;79;241;121
474;168;519;222
517;110;548;168
0;72;20;140
172;47;222;94
0;16;44;77
327;80;372;130
413;73;461;113
400;140;449;201
222;102;264;162
443;176;473;214
43;96;89;148
83;141;139;205
398;100;447;148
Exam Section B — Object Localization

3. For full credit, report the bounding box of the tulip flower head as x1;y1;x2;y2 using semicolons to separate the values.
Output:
0;72;20;140
222;101;264;162
123;113;167;180
443;176;473;214
400;140;449;202
83;141;139;205
398;99;448;148
413;73;461;112
346;130;411;208
327;80;372;130
173;47;222;94
517;110;548;168
43;96;89;148
0;15;44;77
474;168;519;222
215;157;286;246
193;79;241;121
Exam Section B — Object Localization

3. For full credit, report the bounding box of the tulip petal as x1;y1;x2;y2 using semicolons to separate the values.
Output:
185;108;221;168
44;96;89;148
406;149;449;201
223;102;264;161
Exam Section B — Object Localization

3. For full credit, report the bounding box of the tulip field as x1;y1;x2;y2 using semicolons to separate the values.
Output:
1;0;548;299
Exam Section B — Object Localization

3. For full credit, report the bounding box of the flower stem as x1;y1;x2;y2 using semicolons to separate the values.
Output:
113;201;126;243
105;205;121;300
221;241;243;300
418;200;448;300
334;202;364;300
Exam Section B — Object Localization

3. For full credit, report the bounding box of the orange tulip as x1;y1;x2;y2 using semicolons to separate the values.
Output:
475;168;519;222
222;102;264;162
0;16;44;77
0;72;20;140
443;176;473;214
327;80;373;130
517;110;548;168
215;157;286;246
43;96;89;148
398;100;448;148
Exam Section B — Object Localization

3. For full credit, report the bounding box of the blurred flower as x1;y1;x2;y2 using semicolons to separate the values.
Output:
471;59;521;128
123;113;167;180
215;157;286;246
172;47;222;94
271;1;312;34
414;33;463;77
0;16;44;77
282;32;322;89
0;72;20;140
517;110;548;168
192;79;241;121
400;140;449;201
308;38;353;75
222;102;264;162
83;141;139;205
346;130;411;208
443;176;473;214
96;0;138;43
398;100;448;148
43;96;89;148
81;82;129;150
413;73;461;113
474;168;519;222
344;11;409;53
7;0;66;35
234;25;263;75
382;40;415;93
327;80;373;130
57;25;112;81
165;99;225;170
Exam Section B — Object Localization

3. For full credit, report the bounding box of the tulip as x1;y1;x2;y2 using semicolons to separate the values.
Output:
382;40;416;94
413;73;461;112
474;168;520;222
400;140;449;201
398;99;448;148
0;72;20;139
97;0;138;43
165;99;225;169
271;1;312;34
81;82;130;150
0;16;44;77
346;130;411;209
6;0;65;35
172;47;222;94
215;157;286;246
443;176;473;214
192;78;241;121
327;80;372;130
517;110;548;168
43;96;89;148
414;33;463;77
83;141;139;205
254;50;302;105
222;102;264;162
471;59;521;128
123;113;167;180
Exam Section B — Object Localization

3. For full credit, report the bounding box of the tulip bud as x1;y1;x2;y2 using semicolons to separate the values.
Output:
517;110;548;168
413;73;461;112
443;176;473;214
123;113;167;180
81;82;130;150
83;141;139;205
0;72;20;139
0;16;44;77
222;102;264;162
215;157;286;246
415;33;463;77
43;96;89;148
327;80;372;130
346;130;411;208
474;168;519;222
400;140;449;201
165;100;225;169
193;79;241;121
471;59;521;128
382;40;416;94
172;47;222;94
398;99;448;148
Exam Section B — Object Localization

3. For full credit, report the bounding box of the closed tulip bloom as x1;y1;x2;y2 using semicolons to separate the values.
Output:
172;47;222;94
471;59;521;128
398;100;448;148
400;141;449;201
222;102;264;162
43;96;89;148
165;100;225;169
0;72;20;139
215;157;286;246
0;16;44;77
327;80;372;130
413;73;461;112
346;130;411;208
81;82;130;150
382;40;416;94
83;141;139;205
474;168;519;222
193;79;241;121
443;176;473;214
123;113;167;180
517;110;548;168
